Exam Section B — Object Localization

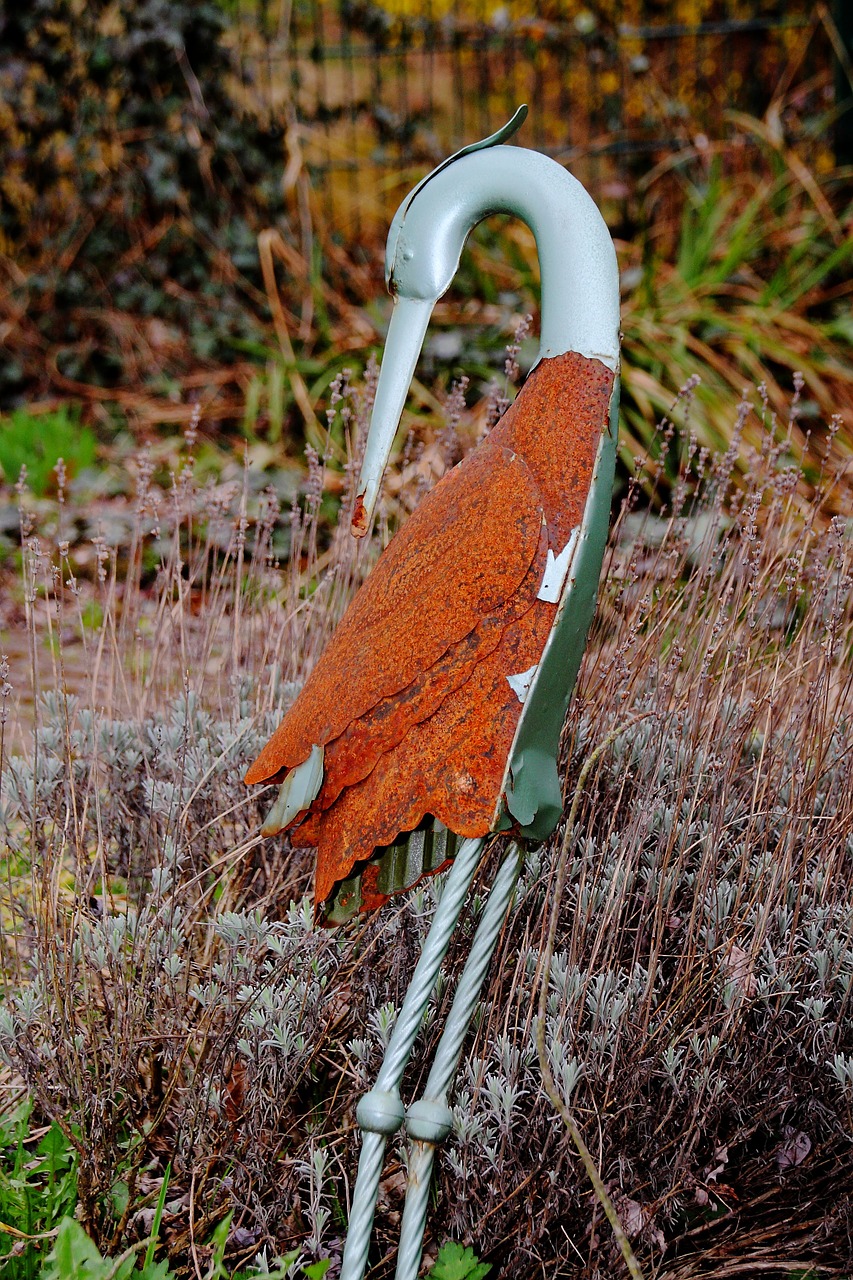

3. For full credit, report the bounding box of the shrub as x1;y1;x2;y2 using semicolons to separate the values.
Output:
0;0;289;403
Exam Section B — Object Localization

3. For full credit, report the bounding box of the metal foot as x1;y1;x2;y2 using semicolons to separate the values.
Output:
340;836;486;1280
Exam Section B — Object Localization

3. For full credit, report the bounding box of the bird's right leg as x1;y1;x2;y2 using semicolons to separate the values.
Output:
340;834;486;1280
394;841;525;1280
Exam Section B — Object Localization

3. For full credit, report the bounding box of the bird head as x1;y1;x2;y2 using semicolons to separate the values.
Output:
351;107;528;536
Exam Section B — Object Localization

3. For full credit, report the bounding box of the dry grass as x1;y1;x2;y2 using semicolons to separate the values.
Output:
0;370;851;1277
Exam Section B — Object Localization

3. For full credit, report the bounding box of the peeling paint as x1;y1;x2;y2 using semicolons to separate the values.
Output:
261;743;324;835
536;528;580;603
506;664;538;703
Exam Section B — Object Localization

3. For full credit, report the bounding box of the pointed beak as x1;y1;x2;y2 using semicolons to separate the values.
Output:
351;296;434;536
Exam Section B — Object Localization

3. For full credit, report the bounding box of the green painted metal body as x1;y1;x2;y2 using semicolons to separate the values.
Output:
325;823;459;925
501;379;619;836
327;110;620;1277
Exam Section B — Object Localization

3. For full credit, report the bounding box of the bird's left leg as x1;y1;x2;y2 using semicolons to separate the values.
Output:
340;834;486;1280
394;840;525;1280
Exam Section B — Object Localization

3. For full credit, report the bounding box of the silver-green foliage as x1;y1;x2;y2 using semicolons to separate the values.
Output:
1;378;851;1272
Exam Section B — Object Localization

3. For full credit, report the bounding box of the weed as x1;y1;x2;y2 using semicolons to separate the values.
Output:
0;1105;77;1278
36;1213;329;1279
618;145;853;497
426;1240;491;1279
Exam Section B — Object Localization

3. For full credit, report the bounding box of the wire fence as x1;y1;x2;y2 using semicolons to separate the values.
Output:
233;1;836;241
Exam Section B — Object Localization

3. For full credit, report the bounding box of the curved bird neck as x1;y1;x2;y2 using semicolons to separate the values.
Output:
386;145;620;372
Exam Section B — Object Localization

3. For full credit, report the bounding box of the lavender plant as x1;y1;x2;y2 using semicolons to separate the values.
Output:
0;371;851;1277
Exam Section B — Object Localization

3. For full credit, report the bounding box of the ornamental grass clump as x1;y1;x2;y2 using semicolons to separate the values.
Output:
456;115;852;501
0;372;851;1277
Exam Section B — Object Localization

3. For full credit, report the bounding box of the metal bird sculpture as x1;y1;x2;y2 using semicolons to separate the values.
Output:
246;107;619;1279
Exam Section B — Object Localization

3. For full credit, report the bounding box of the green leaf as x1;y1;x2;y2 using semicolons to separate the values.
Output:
205;1212;233;1279
36;1124;71;1164
0;407;96;496
111;1179;130;1219
427;1240;491;1280
42;1216;110;1279
303;1263;331;1280
40;1218;149;1280
143;1164;171;1270
138;1259;173;1280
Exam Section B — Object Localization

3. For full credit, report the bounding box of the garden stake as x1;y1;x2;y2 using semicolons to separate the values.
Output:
246;106;620;1274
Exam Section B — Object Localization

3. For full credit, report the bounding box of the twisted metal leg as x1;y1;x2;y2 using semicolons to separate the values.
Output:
340;836;486;1280
395;842;524;1280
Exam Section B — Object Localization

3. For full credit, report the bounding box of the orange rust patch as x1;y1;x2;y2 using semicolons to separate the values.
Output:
315;615;506;808
303;592;555;909
351;493;368;537
246;351;616;916
244;441;543;786
315;517;549;808
491;350;613;547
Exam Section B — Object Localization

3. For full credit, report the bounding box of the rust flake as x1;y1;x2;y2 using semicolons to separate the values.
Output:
351;492;369;538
